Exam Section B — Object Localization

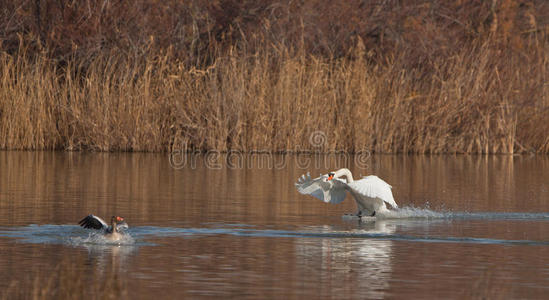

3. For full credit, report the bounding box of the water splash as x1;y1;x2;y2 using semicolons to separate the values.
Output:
68;231;135;246
0;224;139;246
379;206;446;219
375;206;549;221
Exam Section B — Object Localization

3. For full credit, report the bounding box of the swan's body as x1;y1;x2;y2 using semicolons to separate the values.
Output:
295;168;397;217
78;215;128;241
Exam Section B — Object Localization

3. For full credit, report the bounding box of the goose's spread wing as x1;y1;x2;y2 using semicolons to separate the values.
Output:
349;176;398;208
295;173;348;204
78;214;108;230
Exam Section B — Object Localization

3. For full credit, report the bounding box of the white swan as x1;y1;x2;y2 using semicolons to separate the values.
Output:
295;168;398;217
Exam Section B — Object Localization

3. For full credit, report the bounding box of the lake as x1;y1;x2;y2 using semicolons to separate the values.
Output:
1;151;549;299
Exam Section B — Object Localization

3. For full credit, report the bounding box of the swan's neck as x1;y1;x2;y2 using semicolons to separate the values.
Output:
334;168;354;183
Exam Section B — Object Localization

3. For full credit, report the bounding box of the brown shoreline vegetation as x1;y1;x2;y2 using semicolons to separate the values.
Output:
0;0;548;153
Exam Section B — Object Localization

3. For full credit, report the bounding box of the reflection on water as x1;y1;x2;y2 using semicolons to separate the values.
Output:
1;152;549;298
296;221;395;299
81;244;138;278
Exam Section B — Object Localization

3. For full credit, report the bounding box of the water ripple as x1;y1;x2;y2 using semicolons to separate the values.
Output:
1;220;549;247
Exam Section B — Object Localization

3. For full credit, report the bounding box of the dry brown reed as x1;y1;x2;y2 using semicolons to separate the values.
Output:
0;1;548;153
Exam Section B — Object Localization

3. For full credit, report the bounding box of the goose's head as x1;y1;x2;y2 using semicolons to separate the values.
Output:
111;216;129;231
111;216;125;224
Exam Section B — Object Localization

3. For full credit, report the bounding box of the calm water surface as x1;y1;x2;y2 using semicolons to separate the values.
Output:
1;152;549;299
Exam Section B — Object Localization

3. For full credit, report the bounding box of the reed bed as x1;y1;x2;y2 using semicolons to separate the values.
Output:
0;1;548;153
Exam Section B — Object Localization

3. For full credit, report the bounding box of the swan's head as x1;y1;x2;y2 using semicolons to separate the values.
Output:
327;172;335;181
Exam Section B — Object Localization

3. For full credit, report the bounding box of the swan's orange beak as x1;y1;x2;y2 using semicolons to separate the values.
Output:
116;216;124;222
327;175;334;181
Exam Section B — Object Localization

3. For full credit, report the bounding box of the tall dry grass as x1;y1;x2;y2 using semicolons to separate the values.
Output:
0;1;548;153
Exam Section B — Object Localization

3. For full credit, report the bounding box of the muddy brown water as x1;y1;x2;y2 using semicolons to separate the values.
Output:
1;152;548;299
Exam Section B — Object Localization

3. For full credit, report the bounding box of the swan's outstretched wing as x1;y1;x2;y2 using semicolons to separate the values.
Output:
295;172;348;204
349;176;398;208
78;214;108;230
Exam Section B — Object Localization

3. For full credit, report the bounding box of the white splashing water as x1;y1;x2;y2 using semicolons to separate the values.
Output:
68;232;135;246
379;206;446;219
374;206;549;220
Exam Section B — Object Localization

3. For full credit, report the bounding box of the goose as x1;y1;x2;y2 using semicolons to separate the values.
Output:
295;168;398;218
78;215;128;240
